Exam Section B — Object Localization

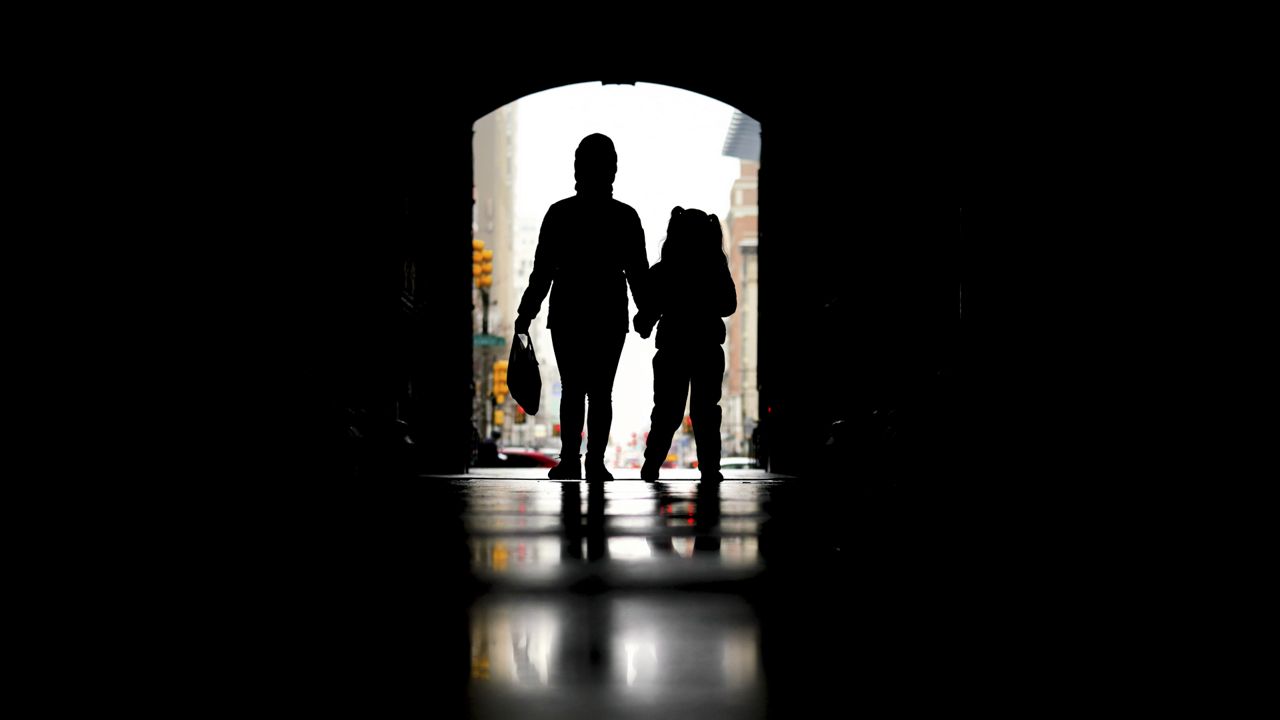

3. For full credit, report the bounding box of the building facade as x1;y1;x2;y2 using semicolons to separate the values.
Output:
723;112;761;459
472;106;517;441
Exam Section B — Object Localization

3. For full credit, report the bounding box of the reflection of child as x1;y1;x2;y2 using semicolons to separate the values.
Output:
634;207;737;482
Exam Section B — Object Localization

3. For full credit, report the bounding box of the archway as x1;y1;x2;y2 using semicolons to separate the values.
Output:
468;82;764;475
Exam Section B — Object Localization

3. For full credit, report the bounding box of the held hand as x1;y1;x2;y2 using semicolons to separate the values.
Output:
633;312;652;339
514;315;531;335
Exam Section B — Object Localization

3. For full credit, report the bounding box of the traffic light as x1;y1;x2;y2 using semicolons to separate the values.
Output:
473;238;494;288
493;360;508;404
514;405;526;424
493;409;505;426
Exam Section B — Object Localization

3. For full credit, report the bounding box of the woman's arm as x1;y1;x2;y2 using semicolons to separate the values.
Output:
516;206;560;323
622;205;649;313
633;262;665;337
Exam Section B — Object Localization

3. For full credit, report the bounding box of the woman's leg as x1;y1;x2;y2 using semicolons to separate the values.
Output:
583;332;626;465
551;329;585;460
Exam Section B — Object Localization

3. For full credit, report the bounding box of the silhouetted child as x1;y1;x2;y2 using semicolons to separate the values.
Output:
634;207;736;482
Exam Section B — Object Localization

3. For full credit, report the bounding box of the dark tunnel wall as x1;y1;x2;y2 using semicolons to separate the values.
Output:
113;45;1145;719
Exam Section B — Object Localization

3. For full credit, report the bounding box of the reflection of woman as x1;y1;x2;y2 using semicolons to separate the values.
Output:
515;134;649;481
559;483;582;561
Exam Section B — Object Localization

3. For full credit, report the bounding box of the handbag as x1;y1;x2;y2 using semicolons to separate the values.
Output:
507;332;542;415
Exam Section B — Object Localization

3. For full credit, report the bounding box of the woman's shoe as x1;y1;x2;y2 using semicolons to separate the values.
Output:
584;456;613;481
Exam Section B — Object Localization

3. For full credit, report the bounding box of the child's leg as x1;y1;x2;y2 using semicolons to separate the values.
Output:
689;345;726;476
643;349;690;475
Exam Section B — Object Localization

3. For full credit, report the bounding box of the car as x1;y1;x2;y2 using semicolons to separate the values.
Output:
473;446;559;468
719;456;762;470
497;449;559;468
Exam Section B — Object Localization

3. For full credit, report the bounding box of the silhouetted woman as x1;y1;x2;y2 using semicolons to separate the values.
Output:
514;134;649;480
634;207;736;482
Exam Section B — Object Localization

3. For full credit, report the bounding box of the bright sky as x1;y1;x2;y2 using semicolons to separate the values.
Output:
513;82;746;456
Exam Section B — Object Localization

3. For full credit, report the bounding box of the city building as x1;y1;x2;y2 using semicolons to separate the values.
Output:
472;106;517;440
722;111;761;458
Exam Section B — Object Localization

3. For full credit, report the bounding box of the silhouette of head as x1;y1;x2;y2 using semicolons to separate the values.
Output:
662;206;725;265
574;133;617;189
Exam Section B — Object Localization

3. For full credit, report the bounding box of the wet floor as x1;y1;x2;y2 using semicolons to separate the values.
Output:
396;469;993;719
108;451;1103;718
264;467;1049;718
455;474;775;719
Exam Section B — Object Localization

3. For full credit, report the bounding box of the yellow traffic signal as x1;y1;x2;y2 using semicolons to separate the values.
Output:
473;239;494;288
493;409;505;426
493;360;508;403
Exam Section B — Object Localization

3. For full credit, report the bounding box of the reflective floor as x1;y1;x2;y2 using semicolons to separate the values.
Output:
333;468;1023;718
460;476;774;719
